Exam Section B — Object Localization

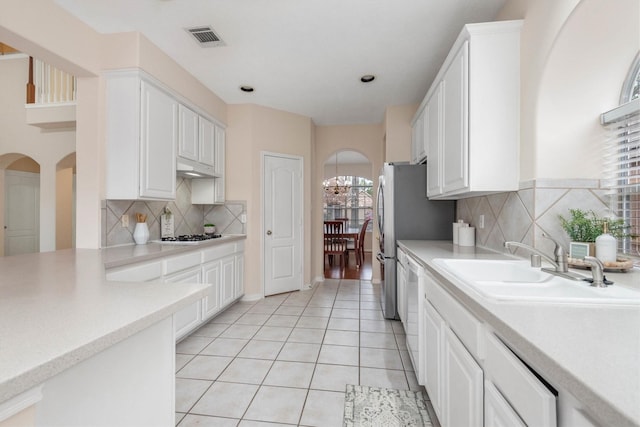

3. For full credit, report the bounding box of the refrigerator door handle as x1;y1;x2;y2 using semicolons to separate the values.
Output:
376;252;385;264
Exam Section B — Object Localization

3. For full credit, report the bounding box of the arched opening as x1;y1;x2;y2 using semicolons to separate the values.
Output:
322;150;373;279
56;152;76;249
0;153;40;256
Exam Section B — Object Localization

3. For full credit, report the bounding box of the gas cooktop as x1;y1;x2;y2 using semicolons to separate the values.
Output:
155;234;223;244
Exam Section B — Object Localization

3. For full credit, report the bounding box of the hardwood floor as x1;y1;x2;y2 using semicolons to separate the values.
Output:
324;251;373;280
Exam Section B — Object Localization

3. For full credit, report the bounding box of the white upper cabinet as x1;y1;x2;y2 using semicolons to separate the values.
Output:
411;109;427;164
178;104;199;162
416;20;522;199
199;116;216;167
105;70;177;200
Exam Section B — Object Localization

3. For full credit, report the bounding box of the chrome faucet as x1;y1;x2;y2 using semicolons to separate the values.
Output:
504;233;585;281
583;256;607;287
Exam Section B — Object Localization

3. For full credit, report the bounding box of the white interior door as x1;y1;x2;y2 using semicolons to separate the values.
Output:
263;153;303;296
4;170;40;256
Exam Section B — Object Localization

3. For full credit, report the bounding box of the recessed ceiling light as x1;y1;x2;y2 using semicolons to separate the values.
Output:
240;86;254;93
360;75;375;83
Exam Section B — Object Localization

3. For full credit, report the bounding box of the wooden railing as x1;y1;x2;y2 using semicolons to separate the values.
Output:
26;57;76;104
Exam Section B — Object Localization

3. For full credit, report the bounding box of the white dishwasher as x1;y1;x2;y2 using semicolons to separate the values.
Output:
405;253;424;384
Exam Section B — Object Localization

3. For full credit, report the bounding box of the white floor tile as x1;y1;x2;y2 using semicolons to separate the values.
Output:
192;323;230;338
302;307;332;317
237;421;293;427
300;390;345;427
201;338;248;357
177;355;233;380
253;326;293;341
237;340;284;360
360;367;409;390
175;412;186;426
360;331;398;349
219;324;261;339
296;316;329;329
178;414;239;426
235;313;271;326
244;386;308;424
327;317;359;331
310;364;358;392
176;354;195;372
360;319;394;333
246;305;278;315
263;361;315;388
176;336;215;355
190;381;258;419
275;305;305;316
277;342;321;362
217;358;273;384
288;327;325;344
175;378;212;412
333;300;359;309
330;308;359;319
322;330;359;347
360;347;404;370
359;310;384;320
264;315;299;327
317;344;359;366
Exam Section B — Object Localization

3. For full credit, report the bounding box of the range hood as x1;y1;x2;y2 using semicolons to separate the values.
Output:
176;159;219;179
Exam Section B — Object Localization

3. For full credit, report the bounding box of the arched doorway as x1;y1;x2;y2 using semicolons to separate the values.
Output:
0;154;40;256
322;150;373;279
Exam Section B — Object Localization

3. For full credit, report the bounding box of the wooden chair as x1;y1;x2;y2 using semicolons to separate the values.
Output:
347;218;370;268
324;220;347;267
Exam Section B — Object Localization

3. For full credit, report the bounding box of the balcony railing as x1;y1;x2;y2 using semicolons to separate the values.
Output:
27;57;76;105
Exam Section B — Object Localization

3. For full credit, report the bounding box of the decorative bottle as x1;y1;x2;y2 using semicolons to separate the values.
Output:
595;222;617;263
133;222;150;245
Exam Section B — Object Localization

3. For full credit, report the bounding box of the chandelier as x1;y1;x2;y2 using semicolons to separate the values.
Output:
324;152;351;196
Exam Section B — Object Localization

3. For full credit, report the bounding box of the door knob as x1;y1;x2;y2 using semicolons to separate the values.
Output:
266;230;272;235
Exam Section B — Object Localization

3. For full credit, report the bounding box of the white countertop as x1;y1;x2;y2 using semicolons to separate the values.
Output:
398;240;640;427
0;248;211;405
102;234;246;269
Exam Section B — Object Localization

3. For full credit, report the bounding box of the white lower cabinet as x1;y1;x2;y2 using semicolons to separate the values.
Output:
105;240;245;342
443;327;483;427
201;260;221;319
485;380;526;427
423;300;444;421
164;267;203;341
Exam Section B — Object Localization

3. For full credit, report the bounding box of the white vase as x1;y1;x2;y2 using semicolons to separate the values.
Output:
133;222;149;245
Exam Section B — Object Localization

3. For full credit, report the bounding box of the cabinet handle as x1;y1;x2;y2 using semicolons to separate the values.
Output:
266;230;272;235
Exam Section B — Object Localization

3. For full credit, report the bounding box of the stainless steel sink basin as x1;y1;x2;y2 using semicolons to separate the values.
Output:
433;258;640;306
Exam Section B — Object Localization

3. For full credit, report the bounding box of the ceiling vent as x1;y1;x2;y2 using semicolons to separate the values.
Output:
185;26;225;47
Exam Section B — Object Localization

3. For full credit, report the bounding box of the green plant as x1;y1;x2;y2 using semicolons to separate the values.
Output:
558;209;631;242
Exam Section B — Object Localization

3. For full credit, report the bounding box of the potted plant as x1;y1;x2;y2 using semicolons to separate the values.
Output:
558;209;630;258
204;223;216;234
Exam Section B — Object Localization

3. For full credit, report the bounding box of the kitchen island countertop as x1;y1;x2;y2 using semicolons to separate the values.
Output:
0;248;210;406
398;240;640;427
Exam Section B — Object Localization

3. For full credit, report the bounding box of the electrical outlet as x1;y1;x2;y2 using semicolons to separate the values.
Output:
121;215;129;228
240;214;247;224
479;214;485;229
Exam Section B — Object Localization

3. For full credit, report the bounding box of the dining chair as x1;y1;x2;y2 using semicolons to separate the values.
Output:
347;218;370;268
324;220;344;235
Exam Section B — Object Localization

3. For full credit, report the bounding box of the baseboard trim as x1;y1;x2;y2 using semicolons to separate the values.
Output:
241;293;263;302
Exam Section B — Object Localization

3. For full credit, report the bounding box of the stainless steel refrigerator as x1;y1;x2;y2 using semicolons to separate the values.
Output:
375;162;455;319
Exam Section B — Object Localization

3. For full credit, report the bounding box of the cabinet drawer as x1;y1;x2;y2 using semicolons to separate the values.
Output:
106;261;163;282
165;252;202;275
426;277;482;358
202;243;236;263
484;332;556;427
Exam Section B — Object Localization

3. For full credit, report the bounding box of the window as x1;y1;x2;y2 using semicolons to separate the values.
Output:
601;52;640;258
323;176;373;231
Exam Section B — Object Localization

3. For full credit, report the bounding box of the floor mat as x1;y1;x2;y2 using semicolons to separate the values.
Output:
343;384;432;426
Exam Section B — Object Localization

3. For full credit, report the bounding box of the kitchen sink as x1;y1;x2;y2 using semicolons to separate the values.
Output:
433;258;640;306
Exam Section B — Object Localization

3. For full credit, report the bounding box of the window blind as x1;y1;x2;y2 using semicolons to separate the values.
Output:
601;98;640;256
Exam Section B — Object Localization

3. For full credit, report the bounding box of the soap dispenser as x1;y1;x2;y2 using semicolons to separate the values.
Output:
595;221;617;263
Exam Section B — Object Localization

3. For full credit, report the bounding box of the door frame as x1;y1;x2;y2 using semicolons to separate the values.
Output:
260;151;304;297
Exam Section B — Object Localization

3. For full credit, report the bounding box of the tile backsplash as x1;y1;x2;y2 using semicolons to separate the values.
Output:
456;179;611;257
102;177;246;247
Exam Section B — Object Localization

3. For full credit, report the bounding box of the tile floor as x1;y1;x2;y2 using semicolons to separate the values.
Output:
175;278;435;426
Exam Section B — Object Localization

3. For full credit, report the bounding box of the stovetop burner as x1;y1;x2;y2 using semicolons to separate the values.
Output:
161;234;222;242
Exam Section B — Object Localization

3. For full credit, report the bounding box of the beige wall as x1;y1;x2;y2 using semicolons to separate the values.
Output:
226;104;313;297
56;168;73;249
384;104;418;163
314;124;384;283
497;0;640;181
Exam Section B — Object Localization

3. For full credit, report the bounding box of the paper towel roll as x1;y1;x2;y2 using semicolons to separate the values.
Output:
452;220;466;245
458;226;476;247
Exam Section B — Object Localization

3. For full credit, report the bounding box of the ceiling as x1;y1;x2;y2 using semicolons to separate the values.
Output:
54;0;505;126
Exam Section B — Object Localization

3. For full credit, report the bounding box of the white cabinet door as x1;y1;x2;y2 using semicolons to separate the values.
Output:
178;104;199;162
411;110;426;164
202;260;221;320
220;255;235;306
485;380;526;427
234;253;244;299
443;326;483;427
441;41;469;195
424;300;444;422
214;126;226;203
164;267;202;340
139;81;177;200
426;83;443;197
199;117;216;167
